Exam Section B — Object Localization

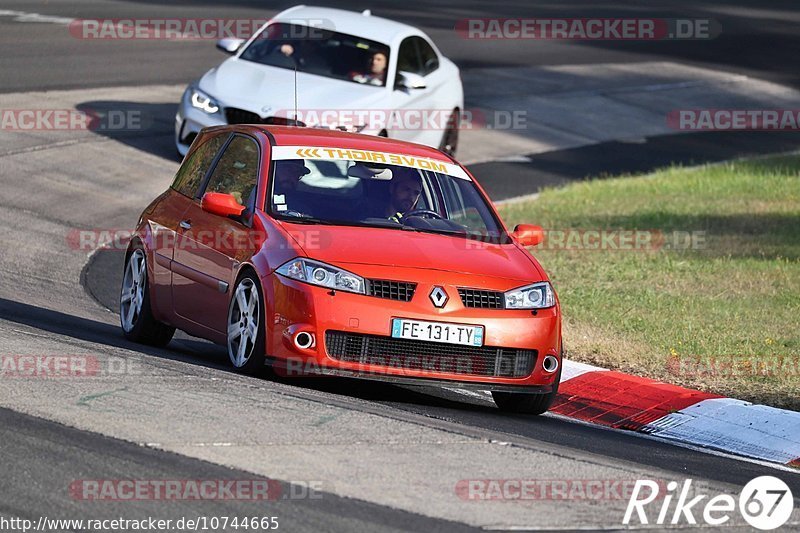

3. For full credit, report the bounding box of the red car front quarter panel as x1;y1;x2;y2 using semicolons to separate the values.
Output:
247;212;309;278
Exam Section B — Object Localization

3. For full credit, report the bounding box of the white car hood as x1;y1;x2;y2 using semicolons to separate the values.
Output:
198;58;389;124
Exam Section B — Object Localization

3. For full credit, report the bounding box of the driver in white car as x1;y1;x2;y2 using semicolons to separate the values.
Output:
350;51;388;86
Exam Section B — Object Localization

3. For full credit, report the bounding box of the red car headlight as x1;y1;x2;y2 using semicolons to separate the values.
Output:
276;258;366;294
504;282;556;309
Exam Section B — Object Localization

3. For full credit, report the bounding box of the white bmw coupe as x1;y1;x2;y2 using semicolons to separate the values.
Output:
175;5;464;156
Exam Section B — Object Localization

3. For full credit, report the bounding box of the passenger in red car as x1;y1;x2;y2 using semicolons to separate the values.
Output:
273;160;313;215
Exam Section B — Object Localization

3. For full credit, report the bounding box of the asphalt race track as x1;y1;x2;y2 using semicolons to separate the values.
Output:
1;1;800;531
3;0;800;92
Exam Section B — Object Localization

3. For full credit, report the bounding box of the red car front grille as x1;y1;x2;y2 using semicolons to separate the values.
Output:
458;288;504;309
366;279;417;302
325;330;535;378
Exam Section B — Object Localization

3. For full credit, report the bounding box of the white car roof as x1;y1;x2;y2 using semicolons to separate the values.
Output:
272;5;421;46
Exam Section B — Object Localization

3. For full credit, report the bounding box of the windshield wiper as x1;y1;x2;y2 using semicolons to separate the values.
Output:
407;226;465;237
278;215;338;225
359;220;466;237
356;220;418;231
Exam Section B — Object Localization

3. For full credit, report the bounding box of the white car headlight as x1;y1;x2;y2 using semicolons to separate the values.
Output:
190;88;220;114
277;258;365;294
504;282;555;309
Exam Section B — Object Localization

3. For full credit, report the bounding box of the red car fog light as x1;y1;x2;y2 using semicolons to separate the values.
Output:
542;354;559;373
294;331;315;350
282;324;317;353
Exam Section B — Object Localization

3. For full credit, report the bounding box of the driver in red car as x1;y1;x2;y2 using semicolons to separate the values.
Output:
349;162;423;221
385;170;423;221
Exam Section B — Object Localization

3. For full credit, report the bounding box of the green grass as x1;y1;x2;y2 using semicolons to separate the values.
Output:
498;155;800;409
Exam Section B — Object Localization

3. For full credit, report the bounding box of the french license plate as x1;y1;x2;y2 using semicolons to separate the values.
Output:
391;318;484;347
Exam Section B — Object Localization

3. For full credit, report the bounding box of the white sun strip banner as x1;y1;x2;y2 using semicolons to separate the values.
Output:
271;145;472;181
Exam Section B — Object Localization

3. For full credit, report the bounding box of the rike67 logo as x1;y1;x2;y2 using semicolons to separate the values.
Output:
624;476;794;530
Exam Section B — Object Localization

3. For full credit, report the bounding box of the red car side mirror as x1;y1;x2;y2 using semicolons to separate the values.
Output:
512;224;544;247
201;192;246;218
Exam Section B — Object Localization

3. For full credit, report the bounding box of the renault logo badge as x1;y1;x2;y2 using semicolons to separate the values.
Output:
429;286;448;308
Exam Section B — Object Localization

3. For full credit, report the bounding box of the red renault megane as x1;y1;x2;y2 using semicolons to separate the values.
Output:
121;125;562;414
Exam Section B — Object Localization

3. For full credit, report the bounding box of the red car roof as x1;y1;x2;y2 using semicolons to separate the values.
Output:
260;126;454;163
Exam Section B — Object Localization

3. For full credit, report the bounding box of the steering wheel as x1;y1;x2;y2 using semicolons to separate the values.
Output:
403;209;444;220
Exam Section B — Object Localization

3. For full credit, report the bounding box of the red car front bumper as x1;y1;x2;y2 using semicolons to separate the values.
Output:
260;264;561;390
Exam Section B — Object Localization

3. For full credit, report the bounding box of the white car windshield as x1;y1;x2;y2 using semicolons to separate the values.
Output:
240;23;391;87
269;159;509;244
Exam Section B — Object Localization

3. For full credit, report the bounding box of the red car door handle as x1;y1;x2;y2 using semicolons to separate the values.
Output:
179;220;191;230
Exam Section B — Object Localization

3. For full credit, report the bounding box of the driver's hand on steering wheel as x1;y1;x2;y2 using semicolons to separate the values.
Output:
388;210;445;224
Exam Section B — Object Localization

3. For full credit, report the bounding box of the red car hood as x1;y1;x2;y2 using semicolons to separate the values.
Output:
281;223;542;282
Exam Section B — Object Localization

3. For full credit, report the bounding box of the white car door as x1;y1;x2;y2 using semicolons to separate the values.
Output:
389;36;449;148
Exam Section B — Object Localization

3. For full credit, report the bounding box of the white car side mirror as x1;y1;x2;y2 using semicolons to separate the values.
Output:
395;71;427;90
216;38;245;54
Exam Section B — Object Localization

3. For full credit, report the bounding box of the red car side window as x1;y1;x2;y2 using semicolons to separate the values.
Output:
203;135;260;210
171;134;227;198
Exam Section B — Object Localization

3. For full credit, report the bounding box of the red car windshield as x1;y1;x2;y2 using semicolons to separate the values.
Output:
268;159;509;243
240;23;390;87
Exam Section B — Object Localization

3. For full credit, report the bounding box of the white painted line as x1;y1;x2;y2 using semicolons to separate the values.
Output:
492;155;533;163
494;192;540;206
560;359;608;382
0;10;73;25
